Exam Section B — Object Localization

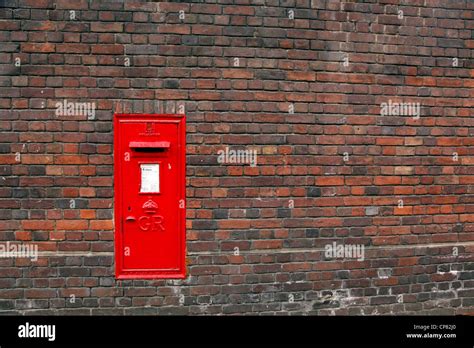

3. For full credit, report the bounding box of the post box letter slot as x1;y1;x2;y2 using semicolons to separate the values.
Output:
129;141;170;152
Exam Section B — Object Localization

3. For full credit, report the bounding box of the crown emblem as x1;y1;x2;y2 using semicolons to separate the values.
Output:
142;199;158;214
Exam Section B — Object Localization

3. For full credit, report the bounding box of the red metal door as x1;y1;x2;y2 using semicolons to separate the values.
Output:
114;114;186;279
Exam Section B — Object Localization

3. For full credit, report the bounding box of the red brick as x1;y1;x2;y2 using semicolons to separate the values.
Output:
22;220;54;230
21;43;55;53
91;22;123;32
252;240;282;249
91;44;124;55
374;176;401;185
315;177;344;186
56;220;88;230
15;231;31;241
222;69;253;79
223;6;254;15
89;220;114;230
55;155;88;165
56;0;87;9
288;71;316;81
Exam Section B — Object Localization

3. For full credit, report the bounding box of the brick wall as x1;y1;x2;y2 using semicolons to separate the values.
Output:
0;0;473;315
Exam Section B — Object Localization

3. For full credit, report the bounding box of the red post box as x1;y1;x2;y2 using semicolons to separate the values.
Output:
114;114;186;279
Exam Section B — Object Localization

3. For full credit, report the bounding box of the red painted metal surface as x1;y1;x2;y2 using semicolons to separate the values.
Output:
114;114;186;279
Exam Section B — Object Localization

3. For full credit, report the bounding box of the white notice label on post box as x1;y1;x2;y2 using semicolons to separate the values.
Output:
140;164;159;193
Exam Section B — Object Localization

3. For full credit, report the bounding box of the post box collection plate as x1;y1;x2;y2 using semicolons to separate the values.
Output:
114;114;186;279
